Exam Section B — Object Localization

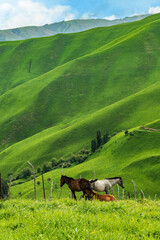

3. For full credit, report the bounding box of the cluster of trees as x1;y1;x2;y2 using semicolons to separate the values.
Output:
6;148;91;186
91;130;110;153
37;149;90;174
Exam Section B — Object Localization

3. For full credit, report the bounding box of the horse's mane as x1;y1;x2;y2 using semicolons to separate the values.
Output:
105;177;122;180
62;175;74;180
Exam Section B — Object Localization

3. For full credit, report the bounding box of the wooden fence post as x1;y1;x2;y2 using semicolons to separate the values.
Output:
141;190;145;200
128;192;131;200
155;194;157;201
27;161;36;201
111;186;114;195
0;173;1;200
50;181;53;201
79;175;83;200
59;164;64;199
42;174;46;200
132;180;136;200
117;185;119;200
8;176;12;199
122;189;124;200
92;168;96;179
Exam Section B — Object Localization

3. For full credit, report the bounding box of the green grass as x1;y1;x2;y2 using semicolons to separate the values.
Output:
1;14;160;197
0;199;160;240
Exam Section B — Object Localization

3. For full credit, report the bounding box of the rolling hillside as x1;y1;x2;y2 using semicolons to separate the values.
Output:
1;14;160;198
0;14;149;41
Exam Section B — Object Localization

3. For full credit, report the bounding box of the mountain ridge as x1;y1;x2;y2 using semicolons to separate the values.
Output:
0;14;149;41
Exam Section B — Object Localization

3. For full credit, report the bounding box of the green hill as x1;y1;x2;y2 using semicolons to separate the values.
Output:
0;15;149;41
1;14;160;198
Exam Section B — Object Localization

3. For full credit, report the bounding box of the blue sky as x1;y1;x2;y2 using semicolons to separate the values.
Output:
43;0;160;18
0;0;160;29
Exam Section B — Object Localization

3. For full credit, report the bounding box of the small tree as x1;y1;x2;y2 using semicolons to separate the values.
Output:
91;139;97;153
37;166;41;174
96;130;102;147
102;130;110;145
42;162;52;173
51;158;57;168
2;179;9;199
124;130;128;136
21;167;32;179
37;181;41;185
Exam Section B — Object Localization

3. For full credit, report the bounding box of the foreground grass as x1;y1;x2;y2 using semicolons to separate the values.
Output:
0;199;160;240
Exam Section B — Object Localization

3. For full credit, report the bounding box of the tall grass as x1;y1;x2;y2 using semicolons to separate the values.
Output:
0;199;160;240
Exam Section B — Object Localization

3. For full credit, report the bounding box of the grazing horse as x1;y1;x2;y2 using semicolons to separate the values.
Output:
85;189;117;202
60;175;89;200
89;177;124;194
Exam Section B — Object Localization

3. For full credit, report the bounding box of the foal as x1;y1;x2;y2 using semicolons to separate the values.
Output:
85;189;117;202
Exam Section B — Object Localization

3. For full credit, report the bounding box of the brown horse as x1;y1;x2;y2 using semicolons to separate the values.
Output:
60;175;89;200
85;189;117;202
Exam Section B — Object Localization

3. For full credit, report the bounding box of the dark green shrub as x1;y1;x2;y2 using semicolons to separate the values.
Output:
21;167;32;179
63;161;71;168
91;139;97;152
51;158;57;168
37;166;41;174
2;179;9;199
42;162;52;173
124;130;129;136
96;130;102;147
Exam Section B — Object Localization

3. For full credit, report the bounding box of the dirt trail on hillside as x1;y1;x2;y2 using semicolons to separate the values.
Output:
141;127;160;132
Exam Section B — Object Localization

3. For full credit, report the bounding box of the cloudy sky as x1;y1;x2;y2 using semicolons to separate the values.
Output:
0;0;160;30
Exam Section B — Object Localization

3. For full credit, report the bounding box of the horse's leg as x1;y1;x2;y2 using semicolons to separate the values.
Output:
82;191;88;200
105;188;109;194
72;191;77;200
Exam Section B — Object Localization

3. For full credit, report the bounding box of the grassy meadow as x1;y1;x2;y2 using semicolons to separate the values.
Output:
0;199;160;240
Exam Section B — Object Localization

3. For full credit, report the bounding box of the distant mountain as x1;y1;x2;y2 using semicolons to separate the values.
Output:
0;14;149;41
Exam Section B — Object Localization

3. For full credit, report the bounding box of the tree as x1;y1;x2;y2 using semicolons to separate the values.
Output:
51;158;57;168
96;130;102;147
2;179;9;199
91;139;97;152
102;130;110;144
21;167;32;179
42;162;52;173
37;166;41;174
124;130;129;136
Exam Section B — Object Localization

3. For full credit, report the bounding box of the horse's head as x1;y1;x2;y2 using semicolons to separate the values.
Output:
89;179;97;189
60;175;66;187
118;177;125;188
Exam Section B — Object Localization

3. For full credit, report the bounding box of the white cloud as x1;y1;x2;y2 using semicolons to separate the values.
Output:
80;13;90;19
148;6;160;14
0;0;76;30
80;12;97;20
103;15;116;21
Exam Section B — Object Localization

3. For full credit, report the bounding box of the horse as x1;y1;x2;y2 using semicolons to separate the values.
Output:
89;177;124;194
60;175;89;200
85;189;117;202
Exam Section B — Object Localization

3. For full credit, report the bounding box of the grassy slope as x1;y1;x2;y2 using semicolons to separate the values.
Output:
1;14;160;196
10;125;160;199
